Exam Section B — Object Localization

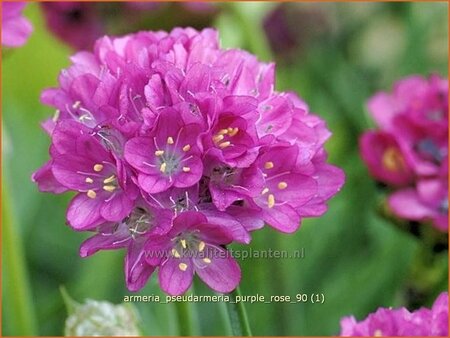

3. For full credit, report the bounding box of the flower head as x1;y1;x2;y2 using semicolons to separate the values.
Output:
360;75;448;231
340;291;448;336
34;28;344;294
65;299;140;336
2;2;32;48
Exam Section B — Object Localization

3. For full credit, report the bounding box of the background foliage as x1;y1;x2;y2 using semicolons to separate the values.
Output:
2;2;448;336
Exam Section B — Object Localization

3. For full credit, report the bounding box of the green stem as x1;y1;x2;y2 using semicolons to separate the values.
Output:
222;2;273;61
226;286;253;336
174;298;195;336
2;185;38;335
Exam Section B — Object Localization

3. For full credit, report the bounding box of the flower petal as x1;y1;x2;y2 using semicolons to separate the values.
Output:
159;257;194;296
195;245;241;294
67;193;105;230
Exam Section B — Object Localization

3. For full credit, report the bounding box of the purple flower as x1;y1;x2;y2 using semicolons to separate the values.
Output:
340;291;448;336
360;75;448;231
2;2;32;48
80;201;171;291
39;2;218;50
146;211;241;296
34;28;344;294
124;109;203;194
40;2;102;50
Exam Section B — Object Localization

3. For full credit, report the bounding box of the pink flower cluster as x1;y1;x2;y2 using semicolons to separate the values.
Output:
33;28;344;295
360;75;448;231
340;291;448;336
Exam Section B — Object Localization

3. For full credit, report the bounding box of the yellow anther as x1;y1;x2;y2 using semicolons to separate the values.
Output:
198;241;205;252
87;190;97;199
228;127;239;137
182;144;191;152
85;177;94;184
203;258;211;264
219;141;231;149
103;185;116;192
160;162;167;173
267;194;275;208
213;134;224;143
264;161;274;169
218;128;229;135
382;147;404;172
278;182;288;190
180;239;187;249
93;164;104;172
155;150;165;156
172;248;181;258
52;110;60;122
261;187;269;195
103;175;116;184
182;166;191;173
167;136;174;145
374;330;382;337
178;263;188;271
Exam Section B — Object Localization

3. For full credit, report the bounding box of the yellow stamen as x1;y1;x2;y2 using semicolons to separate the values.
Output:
198;241;205;252
213;134;224;143
167;136;174;145
52;110;60;122
261;187;269;195
87;190;97;199
218;129;229;135
93;164;104;172
382;147;405;172
155;150;165;156
203;258;211;264
219;141;231;149
160;162;167;173
103;185;116;192
182;167;191;173
182;144;191;152
278;182;288;190
172;248;181;258
267;194;275;208
228;127;239;137
264;161;274;169
178;263;188;271
103;175;116;184
180;239;187;249
374;330;382;337
85;177;94;184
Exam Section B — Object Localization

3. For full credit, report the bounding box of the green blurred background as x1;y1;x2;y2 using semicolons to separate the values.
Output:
2;1;448;336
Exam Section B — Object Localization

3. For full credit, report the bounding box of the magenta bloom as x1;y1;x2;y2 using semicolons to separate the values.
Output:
340;292;448;336
146;211;241;295
2;2;32;47
360;75;448;231
33;28;344;294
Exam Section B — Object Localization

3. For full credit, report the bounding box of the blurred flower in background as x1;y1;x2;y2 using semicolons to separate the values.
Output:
1;1;33;47
40;2;218;50
360;75;448;232
340;291;448;336
65;299;140;336
263;3;334;62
